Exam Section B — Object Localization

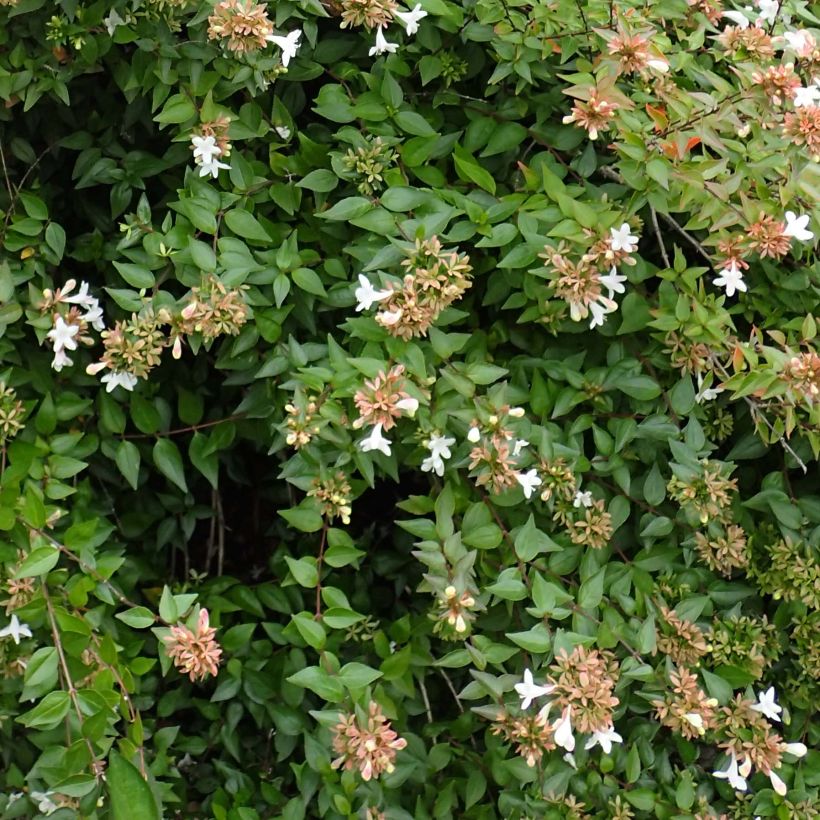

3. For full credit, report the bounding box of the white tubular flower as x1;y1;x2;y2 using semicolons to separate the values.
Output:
30;792;59;816
589;296;617;328
104;8;125;35
376;308;402;326
514;668;555;710
354;274;392;311
369;26;399;57
515;469;542;499
267;29;302;66
396;397;419;417
769;770;787;796
794;84;820;108
609;223;639;252
783;211;814;242
784;741;808;757
756;0;778;24
275;125;292;140
552;706;575;752
584;725;623;754
51;348;73;372
714;751;748;792
0;614;33;644
713;260;747;297
467;424;481;443
359;422;392;456
749;686;782;722
394;4;428;35
47;315;80;353
722;10;751;27
695;373;724;403
512;439;529;457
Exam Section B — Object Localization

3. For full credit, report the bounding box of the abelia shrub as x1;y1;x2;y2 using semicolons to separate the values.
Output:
0;0;818;816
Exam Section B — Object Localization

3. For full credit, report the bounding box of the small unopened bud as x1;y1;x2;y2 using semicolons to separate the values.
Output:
508;406;525;418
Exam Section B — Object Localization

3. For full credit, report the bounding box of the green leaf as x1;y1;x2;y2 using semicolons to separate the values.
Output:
285;556;319;588
297;169;339;192
286;665;345;701
290;612;326;650
116;607;156;629
18;691;71;729
154;93;196;125
107;751;161;820
115;440;141;490
577;567;605;610
158;586;179;623
279;507;323;533
152;439;188;493
506;624;551;653
338;662;382;690
393;110;437;137
453;143;496;194
224;209;270;243
112;261;155;289
514;514;560;561
15;547;60;578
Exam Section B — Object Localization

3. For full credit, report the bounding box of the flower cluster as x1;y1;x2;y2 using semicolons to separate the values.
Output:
341;136;397;195
284;393;321;450
654;666;718;740
655;606;710;668
512;647;622;762
353;364;418;431
175;275;250;350
40;279;105;372
434;584;477;637
667;459;737;524
207;0;302;64
162;608;222;682
330;701;407;780
0;382;25;443
541;223;636;329
750;536;820;608
709;615;780;679
693;524;749;576
308;472;353;525
337;0;427;57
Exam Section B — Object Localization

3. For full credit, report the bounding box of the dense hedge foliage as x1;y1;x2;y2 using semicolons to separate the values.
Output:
1;0;819;817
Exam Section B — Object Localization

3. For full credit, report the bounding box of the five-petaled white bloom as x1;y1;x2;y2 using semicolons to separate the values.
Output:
421;432;456;476
0;614;33;645
395;4;428;35
515;469;542;499
64;280;105;331
104;8;125;35
514;669;555;710
267;29;302;67
47;315;80;371
552;706;575;751
783;211;814;242
713;260;747;297
584;725;623;754
749;686;782;722
783;29;814;55
191;135;222;165
573;490;594;508
30;792;59;816
756;0;778;24
100;370;138;393
696;373;724;403
589;296;617;329
369;26;399;57
275;125;292;140
354;274;392;311
600;266;627;298
714;751;748;791
199;156;232;179
609;223;639;253
359;422;392;456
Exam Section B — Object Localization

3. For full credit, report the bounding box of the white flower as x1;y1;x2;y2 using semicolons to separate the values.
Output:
359;422;392;456
563;752;578;768
696;373;724;403
275;125;292;140
647;57;669;72
750;686;782;722
81;301;106;332
30;792;59;816
62;280;92;306
609;223;639;253
354;274;392;311
198;156;232;179
395;3;428;34
512;439;529;457
396;397;419;417
47;315;80;354
784;741;808;757
769;770;787;796
794;83;820;108
713;260;747;297
0;614;33;645
723;10;751;27
552;706;575;752
191;135;222;164
467;424;481;443
101;370;138;393
584;725;623;754
714;752;748;791
51;348;73;372
756;0;778;24
573;490;594;508
508;406;525;418
376;308;402;326
783;211;814;242
599;266;627;298
683;712;706;734
783;29;814;55
515;469;542;499
369;26;399;57
589;296;617;329
267;29;302;67
104;8;125;35
421;432;456;476
514;668;555;710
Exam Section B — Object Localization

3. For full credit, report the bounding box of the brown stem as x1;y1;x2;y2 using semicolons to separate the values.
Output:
120;413;245;440
315;521;328;618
